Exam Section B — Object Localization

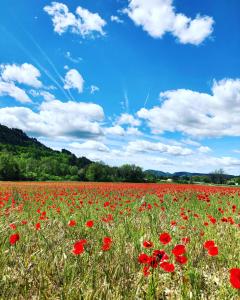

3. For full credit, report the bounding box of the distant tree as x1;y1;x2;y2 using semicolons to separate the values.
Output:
172;175;180;183
0;154;20;180
209;169;226;184
119;164;144;182
86;163;109;182
145;172;157;183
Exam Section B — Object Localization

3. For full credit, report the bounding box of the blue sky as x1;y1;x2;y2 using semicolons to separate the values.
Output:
0;0;240;174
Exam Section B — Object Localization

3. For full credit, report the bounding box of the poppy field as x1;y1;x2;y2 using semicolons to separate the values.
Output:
0;182;239;299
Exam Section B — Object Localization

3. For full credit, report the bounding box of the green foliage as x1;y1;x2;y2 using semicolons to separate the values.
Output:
85;163;145;183
0;125;146;182
0;154;20;180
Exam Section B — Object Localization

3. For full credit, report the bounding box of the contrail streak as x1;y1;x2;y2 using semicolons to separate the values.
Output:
25;31;76;101
144;89;150;107
0;26;71;101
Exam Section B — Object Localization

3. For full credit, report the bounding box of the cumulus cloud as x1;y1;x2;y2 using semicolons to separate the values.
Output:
137;78;240;137
0;99;104;138
105;125;142;136
105;125;125;136
44;2;106;38
64;69;84;93
198;146;212;153
124;0;214;45
0;81;31;103
0;63;42;88
126;140;193;156
117;113;141;127
70;141;110;152
126;127;142;136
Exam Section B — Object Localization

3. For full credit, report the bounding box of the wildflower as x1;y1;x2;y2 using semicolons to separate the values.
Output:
68;220;76;227
9;223;17;230
182;237;190;244
143;265;150;276
172;244;186;256
72;239;87;255
9;233;20;245
230;268;240;289
175;255;188;264
102;236;112;251
208;246;218;256
138;253;149;264
159;232;171;245
203;240;215;249
160;262;175;272
143;240;153;249
153;250;168;262
86;220;94;228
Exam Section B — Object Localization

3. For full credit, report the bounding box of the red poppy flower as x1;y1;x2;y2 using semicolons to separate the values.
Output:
9;233;20;245
72;239;87;255
138;253;149;264
102;243;111;251
68;220;76;227
143;265;150;276
143;240;153;248
230;268;240;289
153;250;168;262
208;246;218;256
148;256;158;268
86;220;94;228
182;237;190;244
203;240;215;249
172;244;186;256
103;237;112;244
175;255;188;264
160;262;175;272
159;232;171;245
9;223;16;230
35;223;41;230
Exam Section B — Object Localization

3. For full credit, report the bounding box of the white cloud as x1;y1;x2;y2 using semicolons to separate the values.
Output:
182;139;201;147
105;125;125;136
105;125;142;136
198;146;212;153
76;6;106;36
126;127;142;136
44;2;106;38
1;63;42;88
0;99;104;138
90;85;99;94
70;141;110;152
40;91;56;102
126;140;193;156
138;78;240;137
172;14;214;45
64;69;84;93
117;113;141;126
111;15;124;24
0;81;31;103
124;0;214;45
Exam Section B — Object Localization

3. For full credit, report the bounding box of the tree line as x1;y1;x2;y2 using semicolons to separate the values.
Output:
0;145;145;182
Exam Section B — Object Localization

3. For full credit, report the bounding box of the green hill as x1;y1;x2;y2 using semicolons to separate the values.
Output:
0;124;92;181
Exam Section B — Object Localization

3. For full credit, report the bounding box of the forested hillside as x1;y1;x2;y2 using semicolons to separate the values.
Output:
0;124;92;181
0;125;145;182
